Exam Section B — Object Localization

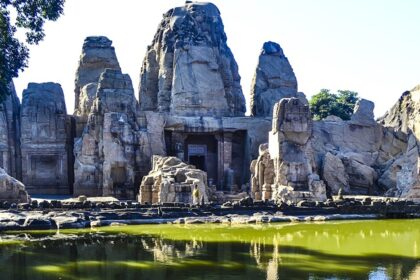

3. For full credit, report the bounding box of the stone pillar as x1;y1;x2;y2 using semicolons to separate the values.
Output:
216;132;234;191
216;134;224;189
223;132;233;171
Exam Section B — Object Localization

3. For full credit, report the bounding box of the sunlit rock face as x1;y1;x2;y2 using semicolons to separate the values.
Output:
74;69;154;198
252;98;327;202
20;83;71;194
138;2;246;117
0;82;21;179
379;85;420;200
138;156;209;204
250;41;298;117
74;36;121;136
251;95;414;202
0;167;29;203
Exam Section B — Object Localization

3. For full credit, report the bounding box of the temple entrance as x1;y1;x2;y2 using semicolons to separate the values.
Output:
189;155;206;171
185;135;217;187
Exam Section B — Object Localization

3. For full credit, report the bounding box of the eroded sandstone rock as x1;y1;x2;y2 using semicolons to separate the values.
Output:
251;98;327;202
138;156;209;204
350;99;376;126
0;167;29;203
251;93;414;202
378;85;420;200
380;85;420;140
138;2;245;117
20;83;70;194
0;82;21;179
322;152;349;194
74;69;152;198
250;41;298;117
74;36;121;136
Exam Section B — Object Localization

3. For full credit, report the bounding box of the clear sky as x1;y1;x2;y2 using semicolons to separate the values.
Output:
13;0;420;117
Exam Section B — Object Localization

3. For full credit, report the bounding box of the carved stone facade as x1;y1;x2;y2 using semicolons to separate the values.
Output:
138;2;245;117
20;83;70;194
74;69;152;198
0;1;417;202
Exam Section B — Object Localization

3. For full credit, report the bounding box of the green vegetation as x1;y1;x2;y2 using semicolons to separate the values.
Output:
309;89;358;120
0;0;65;101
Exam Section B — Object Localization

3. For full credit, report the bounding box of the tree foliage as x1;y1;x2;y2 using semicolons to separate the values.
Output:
0;0;64;101
309;89;358;120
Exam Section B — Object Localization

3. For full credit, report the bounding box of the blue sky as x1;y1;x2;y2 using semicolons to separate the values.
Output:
13;0;420;117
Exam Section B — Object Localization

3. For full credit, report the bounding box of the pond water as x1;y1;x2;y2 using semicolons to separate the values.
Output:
0;219;419;280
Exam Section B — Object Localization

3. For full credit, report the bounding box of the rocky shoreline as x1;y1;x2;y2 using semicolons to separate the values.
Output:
0;197;419;231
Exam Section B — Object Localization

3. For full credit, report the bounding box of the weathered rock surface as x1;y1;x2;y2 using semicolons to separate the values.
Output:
138;156;209;204
250;144;274;200
322;152;349;194
379;87;420;200
20;83;71;194
251;93;414;202
252;98;327;202
350;99;376;126
0;82;21;179
250;41;298;117
0;167;29;203
138;2;245;117
74;36;121;136
380;85;420;140
74;69;152;198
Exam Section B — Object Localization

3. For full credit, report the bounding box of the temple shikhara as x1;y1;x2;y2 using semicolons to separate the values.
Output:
0;1;419;204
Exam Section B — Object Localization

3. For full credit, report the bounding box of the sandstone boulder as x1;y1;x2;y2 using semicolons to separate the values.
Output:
138;156;209;204
350;99;376;126
250;41;298;117
138;2;245;117
322;152;349;194
0;167;29;203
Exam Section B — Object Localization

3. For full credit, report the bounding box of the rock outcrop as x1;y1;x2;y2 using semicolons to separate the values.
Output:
20;83;71;194
138;1;246;117
138;156;209;204
0;82;21;179
251;94;412;202
0;167;29;203
74;36;121;136
379;85;420;200
380;85;420;140
252;98;327;202
74;69;152;198
250;41;298;117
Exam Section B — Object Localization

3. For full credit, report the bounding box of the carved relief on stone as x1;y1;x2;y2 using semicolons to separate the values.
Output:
20;82;70;194
138;2;245;117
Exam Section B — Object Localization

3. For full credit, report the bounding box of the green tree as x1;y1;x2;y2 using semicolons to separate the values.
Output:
0;0;65;101
309;89;358;120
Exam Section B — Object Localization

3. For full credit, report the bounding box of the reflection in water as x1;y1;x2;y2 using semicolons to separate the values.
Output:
0;219;419;280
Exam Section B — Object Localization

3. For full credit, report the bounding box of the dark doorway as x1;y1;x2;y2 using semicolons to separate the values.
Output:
185;134;218;186
189;155;206;171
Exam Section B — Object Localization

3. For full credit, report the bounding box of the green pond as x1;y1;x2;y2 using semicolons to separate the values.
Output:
0;219;419;280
